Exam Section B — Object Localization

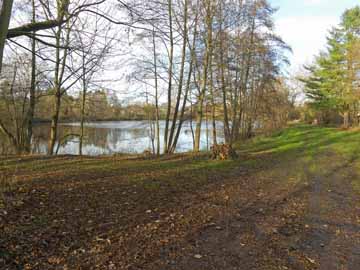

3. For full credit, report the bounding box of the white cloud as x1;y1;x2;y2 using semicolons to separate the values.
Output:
275;15;339;72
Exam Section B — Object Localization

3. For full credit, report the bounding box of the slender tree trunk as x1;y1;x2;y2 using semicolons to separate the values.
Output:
49;23;62;155
49;4;70;155
194;0;212;152
220;65;230;143
79;91;86;155
170;6;199;153
209;65;217;146
343;109;350;129
145;88;155;154
150;119;155;155
0;0;14;73
194;94;204;151
205;102;209;150
189;89;195;149
152;28;160;156
163;0;174;154
25;0;37;153
167;0;188;152
218;4;230;144
79;55;86;156
11;74;22;150
239;22;255;140
49;91;61;155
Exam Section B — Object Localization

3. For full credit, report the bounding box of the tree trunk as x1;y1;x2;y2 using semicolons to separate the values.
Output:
170;6;199;154
152;28;160;156
218;2;230;145
194;94;204;151
49;22;63;155
209;66;217;146
145;88;155;154
163;0;174;154
0;0;14;73
205;102;209;150
79;59;86;156
194;0;212;152
25;0;37;153
49;91;61;155
49;5;70;155
343;110;350;129
167;0;188;152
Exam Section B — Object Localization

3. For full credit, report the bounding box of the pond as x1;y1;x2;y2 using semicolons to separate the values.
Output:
31;121;225;155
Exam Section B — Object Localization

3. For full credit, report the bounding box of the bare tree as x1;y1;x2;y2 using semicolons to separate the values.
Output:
194;0;213;152
75;13;113;155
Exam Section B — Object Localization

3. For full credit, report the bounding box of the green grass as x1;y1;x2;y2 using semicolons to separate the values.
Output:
237;124;360;157
234;124;360;193
1;124;360;194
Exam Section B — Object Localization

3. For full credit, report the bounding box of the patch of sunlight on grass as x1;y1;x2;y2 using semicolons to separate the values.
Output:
237;125;331;155
259;141;304;155
238;125;360;161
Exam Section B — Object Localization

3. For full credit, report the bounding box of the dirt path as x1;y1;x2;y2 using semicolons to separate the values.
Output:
304;153;360;270
171;151;360;270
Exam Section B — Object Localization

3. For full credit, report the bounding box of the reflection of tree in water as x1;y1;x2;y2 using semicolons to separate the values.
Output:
106;128;151;152
32;125;80;154
28;122;225;155
86;127;109;150
85;128;146;152
128;128;149;139
32;125;51;154
107;129;121;149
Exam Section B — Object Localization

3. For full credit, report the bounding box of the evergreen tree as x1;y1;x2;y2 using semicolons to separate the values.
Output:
301;6;360;127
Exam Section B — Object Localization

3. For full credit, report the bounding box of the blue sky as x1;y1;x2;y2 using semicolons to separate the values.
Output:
271;0;360;73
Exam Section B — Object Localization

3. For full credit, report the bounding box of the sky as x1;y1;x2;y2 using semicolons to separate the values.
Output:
271;0;360;74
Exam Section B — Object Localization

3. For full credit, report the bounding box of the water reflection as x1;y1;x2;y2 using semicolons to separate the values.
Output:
32;121;224;155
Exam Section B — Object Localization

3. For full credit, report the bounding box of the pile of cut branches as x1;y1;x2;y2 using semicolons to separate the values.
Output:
211;144;237;160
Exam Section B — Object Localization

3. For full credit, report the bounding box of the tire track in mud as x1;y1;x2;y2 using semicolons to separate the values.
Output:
300;152;360;270
172;149;360;270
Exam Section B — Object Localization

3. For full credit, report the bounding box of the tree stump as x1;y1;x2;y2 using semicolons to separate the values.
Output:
211;144;237;160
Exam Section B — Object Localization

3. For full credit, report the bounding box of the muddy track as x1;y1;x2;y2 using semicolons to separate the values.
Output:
172;151;360;270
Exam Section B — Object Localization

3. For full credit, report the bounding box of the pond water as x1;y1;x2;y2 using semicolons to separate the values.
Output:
32;121;225;155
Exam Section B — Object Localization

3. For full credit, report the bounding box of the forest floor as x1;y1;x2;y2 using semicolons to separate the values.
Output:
1;125;360;270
